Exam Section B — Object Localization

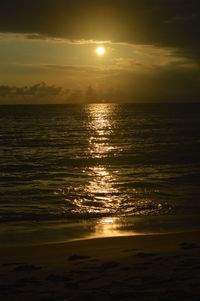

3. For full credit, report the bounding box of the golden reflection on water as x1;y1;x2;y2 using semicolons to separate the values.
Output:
87;166;118;196
96;217;121;237
87;104;120;158
83;165;121;215
52;104;167;239
91;217;137;239
84;104;122;218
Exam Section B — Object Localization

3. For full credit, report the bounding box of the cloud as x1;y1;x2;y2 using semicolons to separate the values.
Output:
0;1;199;58
109;63;200;102
43;64;102;73
1;61;200;104
0;82;63;102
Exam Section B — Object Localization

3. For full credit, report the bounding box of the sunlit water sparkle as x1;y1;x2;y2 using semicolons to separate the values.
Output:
0;103;200;230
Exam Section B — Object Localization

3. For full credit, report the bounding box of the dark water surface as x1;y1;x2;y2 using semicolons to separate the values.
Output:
0;103;200;245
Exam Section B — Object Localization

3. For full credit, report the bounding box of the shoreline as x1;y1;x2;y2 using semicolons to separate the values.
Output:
1;214;200;248
1;229;200;250
1;229;200;252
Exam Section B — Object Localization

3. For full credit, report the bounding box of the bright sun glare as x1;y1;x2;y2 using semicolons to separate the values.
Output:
96;46;105;56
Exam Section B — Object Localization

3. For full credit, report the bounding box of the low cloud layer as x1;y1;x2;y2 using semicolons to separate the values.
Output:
0;82;63;103
1;61;200;104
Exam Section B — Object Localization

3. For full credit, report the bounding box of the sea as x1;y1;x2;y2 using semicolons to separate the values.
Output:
0;103;200;246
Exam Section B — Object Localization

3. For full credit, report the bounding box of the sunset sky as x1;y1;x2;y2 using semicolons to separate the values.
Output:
0;0;200;104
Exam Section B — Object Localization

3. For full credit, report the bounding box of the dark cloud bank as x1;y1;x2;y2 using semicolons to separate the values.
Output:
0;0;200;55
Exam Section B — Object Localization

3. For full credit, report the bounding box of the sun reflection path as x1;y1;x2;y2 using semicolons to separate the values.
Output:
84;104;123;217
96;217;121;237
87;104;121;158
84;166;121;215
54;104;165;225
91;217;138;239
87;166;117;195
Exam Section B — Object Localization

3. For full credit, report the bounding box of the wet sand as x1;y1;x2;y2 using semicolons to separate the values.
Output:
0;231;200;301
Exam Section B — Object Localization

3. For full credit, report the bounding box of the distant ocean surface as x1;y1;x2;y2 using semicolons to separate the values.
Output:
0;103;200;245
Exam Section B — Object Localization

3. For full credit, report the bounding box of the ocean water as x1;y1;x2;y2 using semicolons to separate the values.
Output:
0;103;200;245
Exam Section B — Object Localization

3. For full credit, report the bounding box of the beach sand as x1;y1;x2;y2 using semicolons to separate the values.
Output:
0;231;200;301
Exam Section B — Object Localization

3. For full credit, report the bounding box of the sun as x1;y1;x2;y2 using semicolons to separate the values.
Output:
96;46;105;56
